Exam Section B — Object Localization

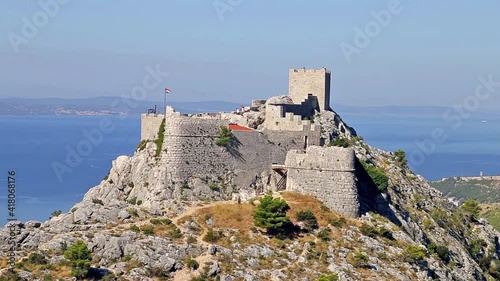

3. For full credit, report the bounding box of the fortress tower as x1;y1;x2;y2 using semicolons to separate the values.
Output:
289;68;331;111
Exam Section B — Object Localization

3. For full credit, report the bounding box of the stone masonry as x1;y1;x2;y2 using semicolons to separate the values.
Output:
160;111;288;193
289;68;331;111
141;114;164;140
285;146;359;217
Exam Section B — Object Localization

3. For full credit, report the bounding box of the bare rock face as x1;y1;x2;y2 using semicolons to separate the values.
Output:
314;109;357;140
265;95;294;105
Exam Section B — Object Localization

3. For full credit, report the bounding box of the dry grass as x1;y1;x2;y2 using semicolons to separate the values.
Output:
194;203;256;231
282;192;358;228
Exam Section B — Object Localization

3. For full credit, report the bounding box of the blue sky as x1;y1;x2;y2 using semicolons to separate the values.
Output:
1;1;499;107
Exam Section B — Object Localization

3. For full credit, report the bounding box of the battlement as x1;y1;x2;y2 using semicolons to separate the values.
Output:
290;68;331;74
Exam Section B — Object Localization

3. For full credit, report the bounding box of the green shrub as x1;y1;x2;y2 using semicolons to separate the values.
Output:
204;228;222;242
141;225;155;236
468;239;487;258
208;182;219;191
161;218;173;225
136;200;142;205
359;159;389;192
186;236;197;244
64;240;91;279
320;205;330;212
402;245;427;264
0;270;21;281
127;209;139;217
329;217;346;228
215;126;232;146
316;273;339;281
427;242;450;263
187;259;199;270
50;210;62;219
181;183;190;189
378;227;394;240
60;241;68;251
169;228;183;239
136;140;149;151
461;199;481;218
130;225;140;232
360;224;378;238
317;228;331;242
128;197;137;205
296;210;318;232
253;195;293;235
351;253;369;268
394;150;408;166
329;137;350;148
154;119;166;158
92;198;104;205
28;252;48;265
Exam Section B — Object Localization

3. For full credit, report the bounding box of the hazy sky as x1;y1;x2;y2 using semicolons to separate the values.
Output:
1;1;499;107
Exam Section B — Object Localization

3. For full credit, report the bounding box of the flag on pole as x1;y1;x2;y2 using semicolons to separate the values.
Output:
165;88;172;93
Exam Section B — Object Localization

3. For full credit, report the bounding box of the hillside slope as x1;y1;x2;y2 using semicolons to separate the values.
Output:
430;176;500;203
431;177;500;231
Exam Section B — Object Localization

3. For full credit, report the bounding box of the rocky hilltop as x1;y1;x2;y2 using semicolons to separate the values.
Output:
2;94;500;281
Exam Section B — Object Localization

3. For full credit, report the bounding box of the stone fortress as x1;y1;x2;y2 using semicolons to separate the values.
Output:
140;68;360;217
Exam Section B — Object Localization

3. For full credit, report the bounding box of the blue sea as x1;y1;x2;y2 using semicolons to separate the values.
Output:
1;113;500;222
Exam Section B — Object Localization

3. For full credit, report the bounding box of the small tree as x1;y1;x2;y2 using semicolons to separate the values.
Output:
50;210;62;219
350;252;370;268
215;126;232;146
329;137;350;148
296;210;318;232
402;245;427;264
461;199;481;218
64;240;91;279
253;195;293;235
394;150;408;166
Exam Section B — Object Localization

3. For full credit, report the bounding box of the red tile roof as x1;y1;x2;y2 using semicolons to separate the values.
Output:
228;124;253;131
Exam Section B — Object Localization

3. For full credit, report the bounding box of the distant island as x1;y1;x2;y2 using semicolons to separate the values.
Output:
2;96;497;117
0;97;241;115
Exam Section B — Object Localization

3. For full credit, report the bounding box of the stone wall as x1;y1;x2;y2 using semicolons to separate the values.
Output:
264;126;323;157
284;146;359;217
161;112;287;192
141;114;165;141
161;112;230;183
289;68;331;111
263;95;319;132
